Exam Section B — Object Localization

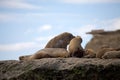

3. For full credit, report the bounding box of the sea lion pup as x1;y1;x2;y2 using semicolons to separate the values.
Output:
19;48;70;61
102;51;120;59
68;36;84;58
83;49;96;58
96;46;116;58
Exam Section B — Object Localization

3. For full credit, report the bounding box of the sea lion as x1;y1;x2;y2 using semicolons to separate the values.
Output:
96;46;117;58
19;48;70;60
102;51;120;59
83;49;96;58
68;36;84;58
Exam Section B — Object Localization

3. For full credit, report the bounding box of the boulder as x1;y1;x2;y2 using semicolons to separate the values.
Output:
45;32;75;49
0;58;120;80
85;29;120;52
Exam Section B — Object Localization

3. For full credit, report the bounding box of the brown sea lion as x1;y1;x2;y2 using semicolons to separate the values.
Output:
68;36;84;58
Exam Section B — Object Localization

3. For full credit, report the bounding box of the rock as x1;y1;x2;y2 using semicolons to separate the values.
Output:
85;29;120;52
45;32;75;49
0;58;120;80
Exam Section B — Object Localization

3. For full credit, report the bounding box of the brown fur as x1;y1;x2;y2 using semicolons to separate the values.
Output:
102;51;120;59
19;55;31;61
83;49;96;58
68;36;84;58
96;48;116;58
19;48;70;61
45;32;75;49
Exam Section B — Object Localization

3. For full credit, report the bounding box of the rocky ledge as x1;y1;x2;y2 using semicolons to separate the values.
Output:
0;58;120;80
85;29;120;52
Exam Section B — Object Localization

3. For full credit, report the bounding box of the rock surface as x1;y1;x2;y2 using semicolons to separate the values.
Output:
45;32;75;49
85;29;120;52
0;58;120;80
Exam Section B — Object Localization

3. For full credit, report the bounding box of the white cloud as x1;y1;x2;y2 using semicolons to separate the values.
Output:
0;13;81;22
60;0;120;4
70;24;96;38
0;14;13;22
67;18;120;47
99;18;120;31
0;13;28;22
0;0;41;9
76;18;120;35
25;13;81;17
0;42;42;51
0;13;27;22
73;18;120;36
38;25;52;32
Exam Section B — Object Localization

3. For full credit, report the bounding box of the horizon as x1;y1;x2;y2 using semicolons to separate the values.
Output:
0;0;120;60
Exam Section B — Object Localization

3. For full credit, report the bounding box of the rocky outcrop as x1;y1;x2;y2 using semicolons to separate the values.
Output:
0;58;120;80
45;32;75;49
85;29;120;52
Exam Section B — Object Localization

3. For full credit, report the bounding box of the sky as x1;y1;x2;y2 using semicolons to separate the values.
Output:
0;0;120;60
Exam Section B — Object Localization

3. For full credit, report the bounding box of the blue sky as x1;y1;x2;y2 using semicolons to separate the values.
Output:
0;0;120;60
